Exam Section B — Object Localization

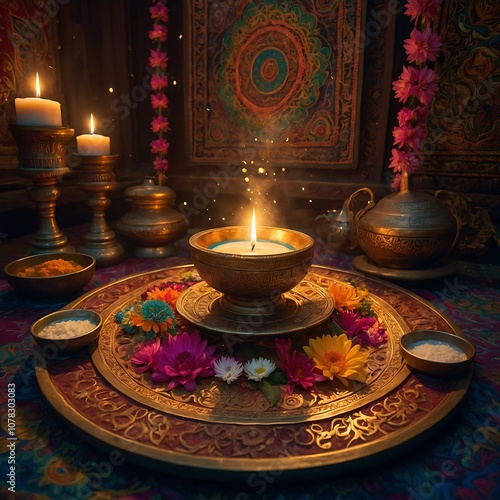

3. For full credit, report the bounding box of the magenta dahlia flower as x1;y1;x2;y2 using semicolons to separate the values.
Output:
130;338;161;374
151;331;216;391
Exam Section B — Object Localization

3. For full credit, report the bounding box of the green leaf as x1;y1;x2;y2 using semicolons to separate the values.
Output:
329;320;345;336
260;380;282;406
268;368;288;385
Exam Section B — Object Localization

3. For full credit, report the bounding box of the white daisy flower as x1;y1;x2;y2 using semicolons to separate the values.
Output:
213;356;243;384
243;357;276;382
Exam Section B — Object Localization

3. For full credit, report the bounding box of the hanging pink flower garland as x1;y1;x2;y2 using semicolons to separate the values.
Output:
388;0;443;189
148;0;170;186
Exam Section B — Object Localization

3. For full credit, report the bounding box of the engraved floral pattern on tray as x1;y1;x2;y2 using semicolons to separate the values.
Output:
35;265;471;476
91;268;411;424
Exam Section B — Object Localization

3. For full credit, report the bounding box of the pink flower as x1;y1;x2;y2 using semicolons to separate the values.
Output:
151;115;170;133
148;48;168;69
335;311;387;348
389;148;420;173
153;157;168;173
392;123;425;152
151;331;216;391
392;66;419;103
397;107;416;127
151;74;168;91
150;2;168;22
151;93;168;109
405;0;442;24
149;23;168;43
275;338;324;393
150;138;169;155
130;338;161;374
404;27;442;64
413;66;439;105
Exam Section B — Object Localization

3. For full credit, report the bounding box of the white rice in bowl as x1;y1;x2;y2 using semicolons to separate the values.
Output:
38;319;97;339
407;339;467;363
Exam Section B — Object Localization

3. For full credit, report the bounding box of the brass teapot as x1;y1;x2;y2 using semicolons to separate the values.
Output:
355;171;458;269
314;188;375;252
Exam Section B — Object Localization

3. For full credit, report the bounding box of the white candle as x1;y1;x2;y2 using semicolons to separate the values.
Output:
209;208;294;255
15;73;62;126
210;239;294;255
76;114;111;156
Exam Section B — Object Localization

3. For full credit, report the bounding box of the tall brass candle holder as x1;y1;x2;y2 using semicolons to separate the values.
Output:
9;125;74;254
76;154;125;267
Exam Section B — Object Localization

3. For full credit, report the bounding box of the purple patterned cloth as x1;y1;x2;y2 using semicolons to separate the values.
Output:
0;229;499;499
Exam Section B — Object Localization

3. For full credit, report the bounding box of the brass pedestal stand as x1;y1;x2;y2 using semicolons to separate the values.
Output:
77;155;125;267
9;125;75;254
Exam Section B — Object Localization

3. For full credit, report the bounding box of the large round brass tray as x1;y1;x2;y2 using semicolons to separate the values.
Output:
34;265;472;481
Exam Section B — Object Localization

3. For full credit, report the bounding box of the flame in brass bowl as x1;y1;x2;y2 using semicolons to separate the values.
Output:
189;226;315;305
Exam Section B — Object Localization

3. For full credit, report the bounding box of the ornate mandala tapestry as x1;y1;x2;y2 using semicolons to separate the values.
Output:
187;0;364;170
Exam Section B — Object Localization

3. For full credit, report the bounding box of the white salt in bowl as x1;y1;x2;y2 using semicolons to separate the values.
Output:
30;309;102;355
400;330;475;376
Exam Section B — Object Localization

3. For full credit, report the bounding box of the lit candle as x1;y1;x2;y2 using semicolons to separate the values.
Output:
14;73;62;126
76;114;111;156
210;208;295;255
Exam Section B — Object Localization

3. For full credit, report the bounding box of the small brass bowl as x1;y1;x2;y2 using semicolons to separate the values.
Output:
30;309;102;355
3;252;95;299
400;330;475;376
189;226;315;300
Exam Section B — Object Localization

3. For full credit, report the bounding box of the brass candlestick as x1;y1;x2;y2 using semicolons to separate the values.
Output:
77;155;125;267
9;125;75;254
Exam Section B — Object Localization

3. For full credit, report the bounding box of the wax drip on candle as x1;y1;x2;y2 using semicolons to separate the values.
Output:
250;208;257;252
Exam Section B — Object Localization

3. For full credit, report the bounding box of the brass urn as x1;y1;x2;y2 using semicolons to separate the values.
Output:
356;172;458;269
114;177;187;257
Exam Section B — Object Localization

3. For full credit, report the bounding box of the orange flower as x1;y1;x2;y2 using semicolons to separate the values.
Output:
146;287;181;309
130;312;173;335
328;281;366;310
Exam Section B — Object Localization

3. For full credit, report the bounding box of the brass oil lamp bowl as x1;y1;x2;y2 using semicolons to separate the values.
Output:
189;226;315;316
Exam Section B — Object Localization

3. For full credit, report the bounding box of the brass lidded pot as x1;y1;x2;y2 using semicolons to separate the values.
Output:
356;171;458;269
114;177;187;257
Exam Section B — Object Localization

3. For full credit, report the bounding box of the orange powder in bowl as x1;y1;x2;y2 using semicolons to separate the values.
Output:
17;259;84;277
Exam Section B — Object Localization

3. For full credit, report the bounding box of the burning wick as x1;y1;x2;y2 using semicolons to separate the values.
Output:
250;207;257;252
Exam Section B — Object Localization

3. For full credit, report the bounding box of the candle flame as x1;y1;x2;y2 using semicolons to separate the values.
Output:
35;73;41;98
90;113;94;134
250;207;256;251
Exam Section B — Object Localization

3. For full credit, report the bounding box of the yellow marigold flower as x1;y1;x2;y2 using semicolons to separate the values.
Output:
303;333;369;386
328;281;363;310
130;313;173;335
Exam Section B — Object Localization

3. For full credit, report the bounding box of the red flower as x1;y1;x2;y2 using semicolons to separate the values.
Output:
151;74;168;91
151;331;216;391
151;115;170;133
275;338;324;393
149;23;168;43
150;2;168;22
151;93;168;110
148;48;168;69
